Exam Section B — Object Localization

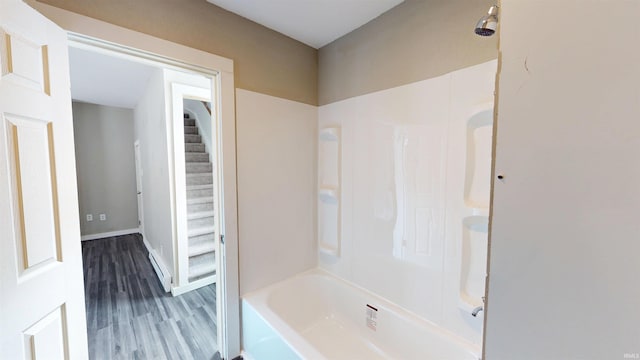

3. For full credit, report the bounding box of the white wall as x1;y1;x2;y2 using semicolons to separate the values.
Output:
236;89;318;295
133;68;175;276
484;1;640;359
72;102;138;236
318;61;496;347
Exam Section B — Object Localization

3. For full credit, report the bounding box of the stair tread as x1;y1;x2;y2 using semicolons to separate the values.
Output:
185;153;209;162
187;196;214;205
188;226;215;237
187;184;213;190
187;210;215;220
188;240;216;257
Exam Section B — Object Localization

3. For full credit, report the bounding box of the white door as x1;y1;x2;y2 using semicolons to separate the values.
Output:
0;1;88;359
134;140;145;238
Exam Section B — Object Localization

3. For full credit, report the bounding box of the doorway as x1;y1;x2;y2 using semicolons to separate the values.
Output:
65;32;239;360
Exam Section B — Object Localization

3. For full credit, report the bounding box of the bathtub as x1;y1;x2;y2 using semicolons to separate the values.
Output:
241;269;480;360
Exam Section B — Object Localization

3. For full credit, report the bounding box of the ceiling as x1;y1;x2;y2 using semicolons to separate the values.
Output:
206;0;404;48
69;46;157;109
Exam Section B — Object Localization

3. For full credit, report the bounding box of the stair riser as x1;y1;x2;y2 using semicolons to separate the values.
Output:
189;252;216;281
184;126;198;135
187;188;214;198
188;235;216;257
188;202;214;213
186;153;209;162
187;175;213;186
186;163;212;173
185;143;205;153
184;134;202;143
184;119;196;126
188;216;215;229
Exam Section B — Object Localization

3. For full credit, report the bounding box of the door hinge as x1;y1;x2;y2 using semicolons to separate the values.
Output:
220;234;225;245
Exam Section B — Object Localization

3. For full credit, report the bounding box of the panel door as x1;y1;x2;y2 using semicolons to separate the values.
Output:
0;0;89;358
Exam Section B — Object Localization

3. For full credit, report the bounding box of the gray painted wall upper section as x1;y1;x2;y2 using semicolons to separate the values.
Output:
72;102;138;236
318;0;498;105
37;0;318;106
38;0;497;106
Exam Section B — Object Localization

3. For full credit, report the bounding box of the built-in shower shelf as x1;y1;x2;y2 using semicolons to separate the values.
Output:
319;127;339;141
318;125;341;258
464;107;493;209
319;187;338;203
468;207;490;217
319;244;340;257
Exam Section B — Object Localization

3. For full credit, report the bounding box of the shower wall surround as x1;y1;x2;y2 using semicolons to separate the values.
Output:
318;60;497;346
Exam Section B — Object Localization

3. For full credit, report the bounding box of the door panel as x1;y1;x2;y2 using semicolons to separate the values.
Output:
7;115;60;272
0;1;88;359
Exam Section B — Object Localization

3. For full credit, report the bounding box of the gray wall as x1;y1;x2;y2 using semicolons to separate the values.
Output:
484;1;640;358
72;101;138;236
36;0;318;106
318;0;497;105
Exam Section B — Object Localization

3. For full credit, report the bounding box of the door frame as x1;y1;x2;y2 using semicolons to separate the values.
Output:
24;1;241;357
133;140;145;240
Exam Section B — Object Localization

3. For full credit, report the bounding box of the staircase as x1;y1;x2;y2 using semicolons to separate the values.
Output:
184;113;216;284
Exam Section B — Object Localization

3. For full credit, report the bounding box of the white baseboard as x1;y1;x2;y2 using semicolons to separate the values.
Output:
141;236;172;293
171;274;216;297
80;228;139;241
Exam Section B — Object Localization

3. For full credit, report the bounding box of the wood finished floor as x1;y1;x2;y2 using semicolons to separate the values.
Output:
82;234;220;360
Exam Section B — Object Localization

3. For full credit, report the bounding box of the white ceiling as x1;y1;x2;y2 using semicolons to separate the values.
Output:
69;47;157;109
206;0;404;48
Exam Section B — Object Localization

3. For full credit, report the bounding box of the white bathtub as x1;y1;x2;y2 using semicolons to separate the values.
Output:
242;269;480;360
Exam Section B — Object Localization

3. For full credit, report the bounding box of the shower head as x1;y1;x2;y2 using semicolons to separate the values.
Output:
474;5;499;37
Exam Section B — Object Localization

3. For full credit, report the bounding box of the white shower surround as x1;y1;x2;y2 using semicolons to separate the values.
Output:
318;60;497;346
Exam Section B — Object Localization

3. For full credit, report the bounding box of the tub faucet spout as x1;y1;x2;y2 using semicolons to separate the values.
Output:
471;305;484;317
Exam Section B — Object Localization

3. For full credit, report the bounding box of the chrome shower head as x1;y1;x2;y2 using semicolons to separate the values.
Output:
475;5;499;37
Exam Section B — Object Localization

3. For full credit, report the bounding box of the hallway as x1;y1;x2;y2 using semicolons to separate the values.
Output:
82;234;219;359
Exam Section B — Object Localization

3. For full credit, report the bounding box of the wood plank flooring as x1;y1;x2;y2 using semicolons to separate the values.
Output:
82;234;220;360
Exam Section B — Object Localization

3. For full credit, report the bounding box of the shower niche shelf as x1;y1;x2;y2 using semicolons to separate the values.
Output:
318;126;341;257
464;108;493;209
459;216;489;312
459;104;493;315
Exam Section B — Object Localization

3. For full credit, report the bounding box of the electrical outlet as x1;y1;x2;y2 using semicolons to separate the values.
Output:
86;214;93;222
99;214;106;221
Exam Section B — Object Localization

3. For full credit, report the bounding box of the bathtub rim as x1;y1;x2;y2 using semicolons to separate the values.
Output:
242;267;481;359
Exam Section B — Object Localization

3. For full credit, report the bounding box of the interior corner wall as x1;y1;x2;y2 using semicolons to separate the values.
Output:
318;0;498;105
133;68;175;277
485;1;640;359
72;101;138;236
35;0;318;106
236;89;318;295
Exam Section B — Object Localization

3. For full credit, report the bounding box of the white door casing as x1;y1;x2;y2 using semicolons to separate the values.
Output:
0;0;88;359
169;83;213;291
134;140;145;239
